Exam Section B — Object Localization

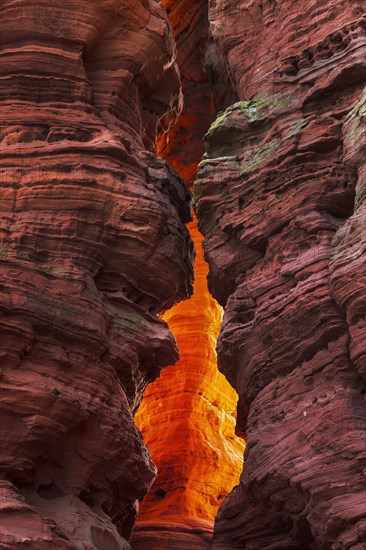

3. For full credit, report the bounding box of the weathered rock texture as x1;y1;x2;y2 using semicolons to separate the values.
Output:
0;1;194;548
195;1;366;548
2;0;366;548
132;1;245;548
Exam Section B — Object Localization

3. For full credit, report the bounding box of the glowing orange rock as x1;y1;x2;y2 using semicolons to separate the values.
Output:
133;215;245;548
132;2;245;548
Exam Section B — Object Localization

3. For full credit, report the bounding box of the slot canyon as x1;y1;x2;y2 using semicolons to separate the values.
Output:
0;2;365;550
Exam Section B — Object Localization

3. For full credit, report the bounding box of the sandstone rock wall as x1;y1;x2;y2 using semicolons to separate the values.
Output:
1;1;365;548
195;1;366;548
0;1;194;548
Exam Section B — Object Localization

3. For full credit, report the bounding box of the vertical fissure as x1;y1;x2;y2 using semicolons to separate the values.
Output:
131;1;245;548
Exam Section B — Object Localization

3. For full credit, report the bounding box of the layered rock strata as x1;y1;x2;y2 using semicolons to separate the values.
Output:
195;1;366;548
132;1;245;548
0;1;194;548
1;0;365;548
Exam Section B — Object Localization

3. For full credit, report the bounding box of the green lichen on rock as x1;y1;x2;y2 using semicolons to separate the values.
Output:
206;109;233;136
16;249;28;260
235;93;293;121
206;93;294;137
240;140;279;174
284;119;304;140
196;93;297;191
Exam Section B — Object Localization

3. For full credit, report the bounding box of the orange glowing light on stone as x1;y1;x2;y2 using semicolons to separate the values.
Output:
133;0;245;542
135;214;244;525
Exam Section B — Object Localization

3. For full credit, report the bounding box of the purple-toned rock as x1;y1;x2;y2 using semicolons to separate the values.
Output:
196;1;366;547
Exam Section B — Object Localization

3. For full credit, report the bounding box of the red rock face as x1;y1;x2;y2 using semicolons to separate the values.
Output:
195;1;366;548
0;2;194;548
2;1;366;548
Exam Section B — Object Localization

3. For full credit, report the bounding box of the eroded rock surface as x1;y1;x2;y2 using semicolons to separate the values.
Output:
2;0;366;548
196;1;366;548
0;1;193;548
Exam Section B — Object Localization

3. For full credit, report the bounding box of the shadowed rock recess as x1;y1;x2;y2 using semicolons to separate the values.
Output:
0;1;365;550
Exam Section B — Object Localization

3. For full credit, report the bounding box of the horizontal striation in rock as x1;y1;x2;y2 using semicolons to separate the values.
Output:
0;1;194;548
131;519;213;550
196;1;366;548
